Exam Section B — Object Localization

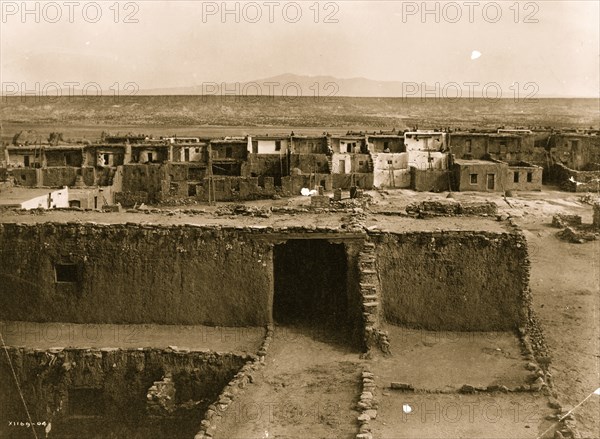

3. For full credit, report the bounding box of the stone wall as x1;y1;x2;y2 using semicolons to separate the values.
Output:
547;163;600;192
9;168;39;187
375;231;530;331
0;346;248;439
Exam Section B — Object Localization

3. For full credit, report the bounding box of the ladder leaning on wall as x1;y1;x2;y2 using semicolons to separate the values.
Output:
206;144;216;205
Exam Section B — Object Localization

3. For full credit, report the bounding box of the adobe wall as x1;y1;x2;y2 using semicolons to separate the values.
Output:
453;161;509;192
410;168;450;192
0;222;531;335
42;166;78;186
243;154;287;184
289;153;329;174
550;134;600;171
0;223;274;326
121;164;169;202
374;231;531;331
508;166;543;191
331;173;373;190
372;152;411;188
282;174;332;194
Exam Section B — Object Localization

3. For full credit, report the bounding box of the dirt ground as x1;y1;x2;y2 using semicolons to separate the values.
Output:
372;325;532;391
374;392;556;439
215;324;364;439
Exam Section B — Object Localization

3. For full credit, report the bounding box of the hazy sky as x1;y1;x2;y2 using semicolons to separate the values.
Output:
1;0;598;96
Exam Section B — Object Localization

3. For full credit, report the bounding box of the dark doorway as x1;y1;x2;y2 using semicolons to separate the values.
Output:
487;173;495;190
273;240;348;328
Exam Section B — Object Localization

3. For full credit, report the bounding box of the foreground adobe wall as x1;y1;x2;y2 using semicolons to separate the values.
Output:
374;231;531;331
0;223;273;326
0;221;530;333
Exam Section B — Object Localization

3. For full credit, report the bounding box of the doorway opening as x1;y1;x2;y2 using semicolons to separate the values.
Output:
273;240;352;344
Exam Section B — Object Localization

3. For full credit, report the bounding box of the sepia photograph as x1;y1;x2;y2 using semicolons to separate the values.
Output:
0;1;598;438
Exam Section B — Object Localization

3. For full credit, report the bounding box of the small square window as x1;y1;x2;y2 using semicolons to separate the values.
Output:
527;172;533;183
470;174;478;184
514;172;519;183
387;160;393;165
55;264;78;283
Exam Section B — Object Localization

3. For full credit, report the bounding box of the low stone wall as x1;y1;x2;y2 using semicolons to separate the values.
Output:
406;200;498;217
548;163;600;192
356;369;377;439
194;325;273;439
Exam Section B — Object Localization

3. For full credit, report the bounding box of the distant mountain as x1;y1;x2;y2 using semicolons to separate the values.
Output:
0;74;592;98
139;74;439;98
138;74;588;98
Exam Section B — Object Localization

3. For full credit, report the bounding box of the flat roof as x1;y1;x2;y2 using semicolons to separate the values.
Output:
210;139;247;144
8;145;84;151
453;159;500;166
0;209;509;234
252;135;290;140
